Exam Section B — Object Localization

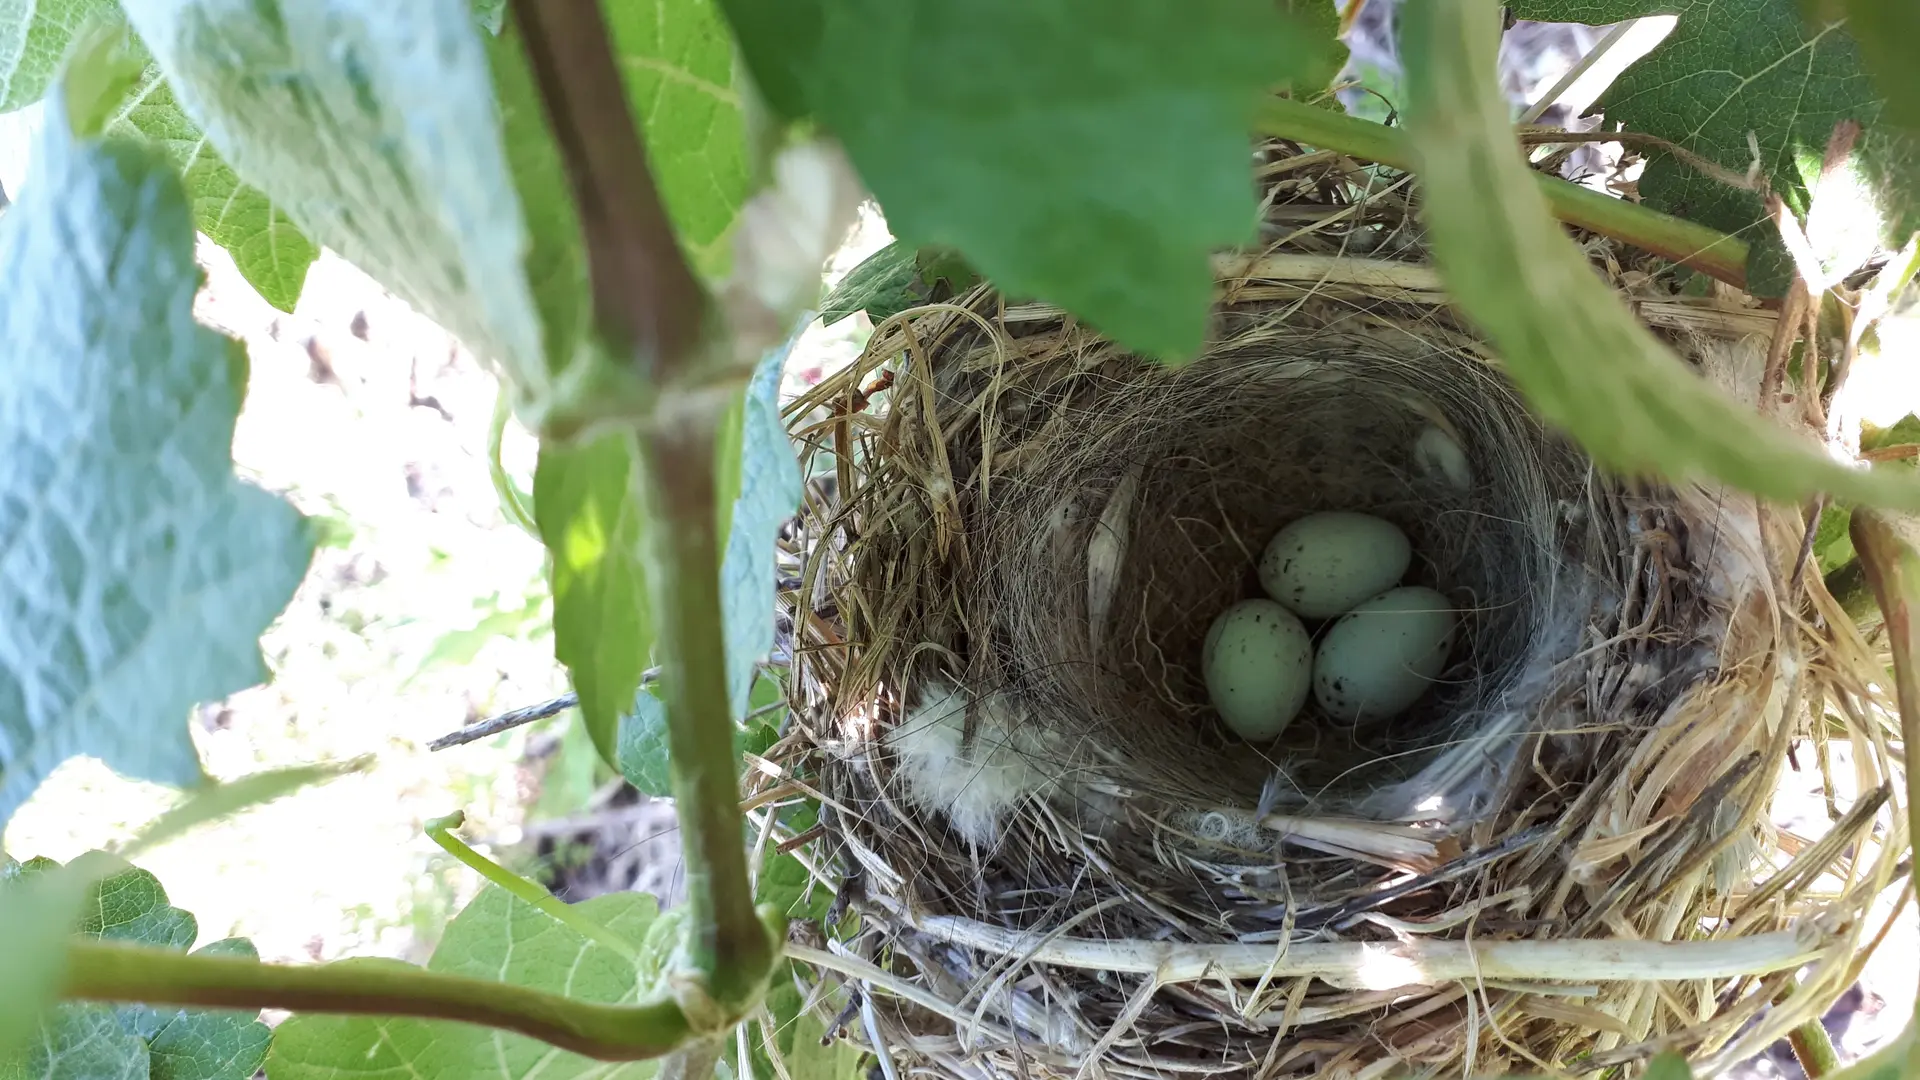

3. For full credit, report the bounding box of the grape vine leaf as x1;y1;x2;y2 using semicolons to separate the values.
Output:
717;0;1331;360
106;43;316;312
1507;0;1920;294
0;4;318;310
615;344;800;794
0;0;117;112
115;0;596;430
0;64;312;825
265;887;664;1080
1403;0;1920;511
1834;0;1916;134
819;240;918;327
3;859;272;1080
536;432;649;770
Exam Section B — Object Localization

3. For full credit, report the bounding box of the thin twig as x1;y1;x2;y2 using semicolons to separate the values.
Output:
429;692;581;751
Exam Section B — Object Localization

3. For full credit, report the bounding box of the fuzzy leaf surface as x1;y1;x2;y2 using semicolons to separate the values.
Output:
719;0;1326;359
0;0;117;112
536;433;649;771
1404;0;1920;510
0;77;311;826
1508;0;1919;292
3;860;272;1080
265;888;664;1080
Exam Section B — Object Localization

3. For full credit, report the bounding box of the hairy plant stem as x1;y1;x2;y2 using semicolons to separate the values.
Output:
1254;97;1750;290
60;940;692;1060
638;408;779;1015
510;0;780;1022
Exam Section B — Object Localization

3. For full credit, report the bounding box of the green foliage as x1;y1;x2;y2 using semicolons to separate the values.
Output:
1644;1052;1694;1080
0;62;311;826
265;887;665;1080
1509;0;1919;293
536;432;651;769
819;241;918;327
735;965;864;1080
1833;0;1919;133
118;0;594;427
719;0;1332;359
1404;0;1920;512
617;346;800;794
0;0;116;111
755;803;829;924
2;859;273;1080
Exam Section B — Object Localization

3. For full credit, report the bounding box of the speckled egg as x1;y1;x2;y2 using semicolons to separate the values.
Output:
1203;599;1312;741
1259;512;1412;619
1312;586;1458;722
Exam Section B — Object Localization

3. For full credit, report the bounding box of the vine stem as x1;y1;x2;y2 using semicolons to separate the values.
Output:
59;939;692;1060
509;0;780;1021
424;812;638;959
1254;97;1750;289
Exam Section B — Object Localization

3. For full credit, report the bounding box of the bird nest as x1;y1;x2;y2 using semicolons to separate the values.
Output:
759;137;1906;1079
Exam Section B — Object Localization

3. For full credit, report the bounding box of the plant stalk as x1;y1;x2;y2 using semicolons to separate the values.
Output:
638;412;779;1015
1254;97;1750;289
60;940;691;1061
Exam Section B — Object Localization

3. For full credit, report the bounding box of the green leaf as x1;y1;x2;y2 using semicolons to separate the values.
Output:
1279;0;1348;100
265;888;663;1080
3;859;272;1080
755;804;827;924
1507;0;1919;294
615;343;800;795
1403;0;1920;512
116;0;601;430
719;342;803;718
0;0;117;112
126;762;368;858
1838;0;1919;134
0;75;312;827
719;0;1328;360
537;432;650;771
617;688;674;798
819;240;919;327
1643;1053;1694;1080
105;39;316;312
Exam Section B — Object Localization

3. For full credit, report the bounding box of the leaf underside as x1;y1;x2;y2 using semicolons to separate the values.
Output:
0;81;311;826
3;858;273;1080
1509;0;1919;293
265;888;665;1080
719;0;1331;360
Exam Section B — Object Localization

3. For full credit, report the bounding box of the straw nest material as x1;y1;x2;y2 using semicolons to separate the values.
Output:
755;136;1908;1079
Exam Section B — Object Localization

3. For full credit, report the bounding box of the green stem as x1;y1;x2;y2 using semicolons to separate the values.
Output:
1254;97;1750;290
61;939;691;1061
425;812;637;959
638;413;780;1016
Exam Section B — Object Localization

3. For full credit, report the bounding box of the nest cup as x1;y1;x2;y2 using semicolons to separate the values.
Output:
767;139;1904;1079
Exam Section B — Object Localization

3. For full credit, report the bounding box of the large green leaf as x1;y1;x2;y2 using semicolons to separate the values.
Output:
615;344;800;794
2;859;273;1080
107;44;315;311
0;65;311;825
1834;0;1920;136
718;0;1329;360
265;888;664;1080
0;0;117;112
115;0;606;429
536;432;650;771
1508;0;1919;293
1403;0;1920;510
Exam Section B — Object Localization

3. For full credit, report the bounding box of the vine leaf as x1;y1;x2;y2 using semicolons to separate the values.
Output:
1507;0;1919;293
1;3;320;310
265;888;664;1080
2;858;273;1080
819;240;918;326
0;0;117;112
0;63;311;825
1402;0;1920;510
616;345;800;791
718;0;1331;360
1831;0;1917;133
116;0;599;429
536;432;650;770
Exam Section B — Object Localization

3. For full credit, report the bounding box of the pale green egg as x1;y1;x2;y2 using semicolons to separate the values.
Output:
1259;512;1412;619
1312;586;1458;722
1203;599;1312;741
